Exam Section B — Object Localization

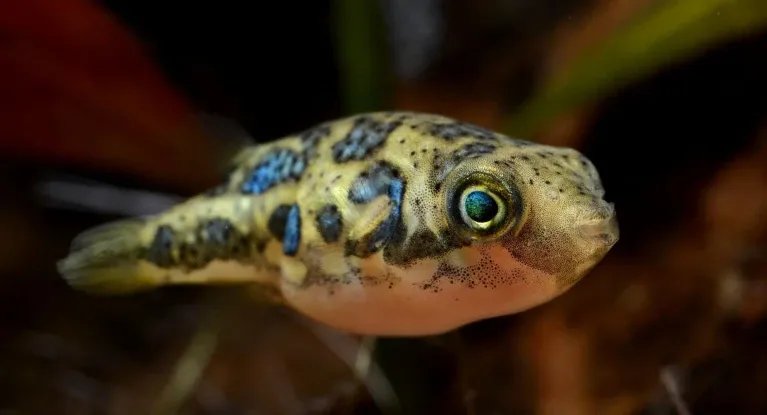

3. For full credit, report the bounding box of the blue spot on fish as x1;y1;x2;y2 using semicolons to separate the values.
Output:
332;117;402;163
283;204;301;256
241;149;306;195
388;179;404;207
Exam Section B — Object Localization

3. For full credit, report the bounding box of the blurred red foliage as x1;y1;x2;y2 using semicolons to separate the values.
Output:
0;0;219;192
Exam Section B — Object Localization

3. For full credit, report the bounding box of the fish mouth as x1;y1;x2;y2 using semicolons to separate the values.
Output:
577;203;620;248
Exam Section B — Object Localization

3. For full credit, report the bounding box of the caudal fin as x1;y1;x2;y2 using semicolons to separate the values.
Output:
57;218;162;295
58;192;271;296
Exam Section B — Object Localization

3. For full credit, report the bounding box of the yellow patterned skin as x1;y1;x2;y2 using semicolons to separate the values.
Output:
57;112;619;336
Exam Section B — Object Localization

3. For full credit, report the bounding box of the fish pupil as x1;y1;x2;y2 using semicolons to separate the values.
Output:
465;191;498;222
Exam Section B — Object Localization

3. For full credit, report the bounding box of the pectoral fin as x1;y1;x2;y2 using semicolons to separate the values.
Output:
345;195;403;258
343;162;406;259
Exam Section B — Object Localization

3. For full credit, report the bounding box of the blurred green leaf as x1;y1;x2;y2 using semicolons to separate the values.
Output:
505;0;767;137
333;0;390;114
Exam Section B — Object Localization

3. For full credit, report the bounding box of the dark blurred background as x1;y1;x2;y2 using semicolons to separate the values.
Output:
0;0;766;414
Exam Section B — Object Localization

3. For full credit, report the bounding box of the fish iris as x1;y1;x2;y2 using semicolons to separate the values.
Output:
465;191;498;222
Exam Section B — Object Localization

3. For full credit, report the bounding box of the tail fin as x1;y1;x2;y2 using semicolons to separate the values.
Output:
57;218;162;295
58;193;267;296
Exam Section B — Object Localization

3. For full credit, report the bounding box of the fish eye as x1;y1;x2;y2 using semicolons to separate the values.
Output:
447;172;520;240
459;187;505;232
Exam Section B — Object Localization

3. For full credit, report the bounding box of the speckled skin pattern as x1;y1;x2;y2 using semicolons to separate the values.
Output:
58;111;619;336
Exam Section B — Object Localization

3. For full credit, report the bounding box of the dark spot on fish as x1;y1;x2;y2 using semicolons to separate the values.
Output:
241;148;305;195
255;239;267;253
283;204;301;256
348;162;401;204
205;218;234;247
146;218;254;271
268;204;293;240
429;121;497;141
178;242;205;268
384;228;465;266
331;116;402;163
316;204;343;243
300;124;331;160
452;142;496;159
146;225;176;268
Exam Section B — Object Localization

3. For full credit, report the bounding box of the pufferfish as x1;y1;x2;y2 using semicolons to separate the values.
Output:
57;111;619;336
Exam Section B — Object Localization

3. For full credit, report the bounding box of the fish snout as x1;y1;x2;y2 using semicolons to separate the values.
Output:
577;203;619;247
